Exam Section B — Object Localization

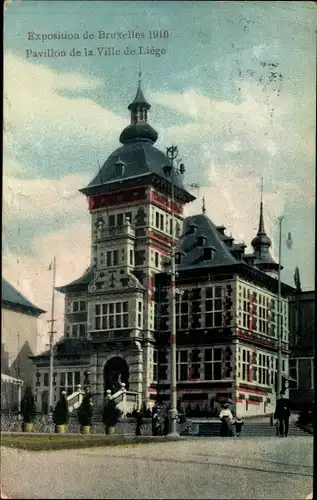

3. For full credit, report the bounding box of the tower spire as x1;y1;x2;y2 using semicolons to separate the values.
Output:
258;176;265;234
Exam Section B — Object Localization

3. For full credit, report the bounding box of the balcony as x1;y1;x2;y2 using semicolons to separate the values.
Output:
97;224;135;241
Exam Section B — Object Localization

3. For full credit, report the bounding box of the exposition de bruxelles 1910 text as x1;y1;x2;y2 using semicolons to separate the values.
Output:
25;29;170;59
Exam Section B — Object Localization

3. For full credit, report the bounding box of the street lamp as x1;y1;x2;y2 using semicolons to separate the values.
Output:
276;216;284;396
163;145;185;437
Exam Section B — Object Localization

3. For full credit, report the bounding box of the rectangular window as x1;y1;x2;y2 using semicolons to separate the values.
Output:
67;372;73;386
74;372;81;386
160;214;164;231
158;350;168;381
125;211;132;223
130;250;133;265
170;219;173;235
153;350;158;382
204;348;222;380
155;212;160;229
109;214;115;226
95;302;130;330
289;359;298;389
177;350;188;382
72;301;86;313
117;213;124;226
44;373;49;386
155;252;159;268
113;250;119;265
107;252;112;267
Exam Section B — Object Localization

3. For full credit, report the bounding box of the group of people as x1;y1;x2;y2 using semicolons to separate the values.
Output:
218;391;292;438
134;406;170;436
132;391;292;438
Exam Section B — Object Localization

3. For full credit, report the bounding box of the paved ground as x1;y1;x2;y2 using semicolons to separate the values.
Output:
1;436;313;499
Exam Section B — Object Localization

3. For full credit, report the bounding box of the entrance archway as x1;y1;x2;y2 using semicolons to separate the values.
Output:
103;356;129;395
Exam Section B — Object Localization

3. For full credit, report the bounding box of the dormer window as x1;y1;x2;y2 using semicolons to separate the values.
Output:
216;225;226;236
175;251;186;265
196;234;207;247
187;223;198;235
203;245;216;261
115;159;126;177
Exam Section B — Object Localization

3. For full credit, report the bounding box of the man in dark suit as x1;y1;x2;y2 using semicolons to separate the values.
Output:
274;391;291;437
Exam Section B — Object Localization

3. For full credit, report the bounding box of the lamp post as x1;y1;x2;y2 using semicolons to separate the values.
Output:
163;145;185;437
276;216;284;397
48;256;57;415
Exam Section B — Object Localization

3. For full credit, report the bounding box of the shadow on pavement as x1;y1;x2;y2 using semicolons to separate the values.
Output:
193;453;313;470
80;452;313;478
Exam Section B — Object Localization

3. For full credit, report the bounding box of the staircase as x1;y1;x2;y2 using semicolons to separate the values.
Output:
67;386;85;412
109;385;139;415
182;418;310;437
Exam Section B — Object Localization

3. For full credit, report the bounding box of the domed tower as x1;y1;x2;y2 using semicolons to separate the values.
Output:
59;76;195;409
251;181;279;277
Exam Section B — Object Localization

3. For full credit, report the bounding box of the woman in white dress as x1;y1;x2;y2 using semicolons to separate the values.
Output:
219;403;234;437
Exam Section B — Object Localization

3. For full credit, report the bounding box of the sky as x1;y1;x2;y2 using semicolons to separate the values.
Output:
3;0;316;353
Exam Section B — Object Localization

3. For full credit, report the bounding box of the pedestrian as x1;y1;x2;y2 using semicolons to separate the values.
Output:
135;410;143;436
233;416;244;437
274;391;291;437
219;403;234;437
163;414;169;436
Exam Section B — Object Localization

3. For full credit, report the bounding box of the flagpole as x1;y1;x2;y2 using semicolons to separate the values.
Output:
48;256;57;415
277;217;284;397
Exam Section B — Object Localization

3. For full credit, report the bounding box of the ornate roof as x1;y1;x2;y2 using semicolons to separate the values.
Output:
81;142;186;193
175;212;278;273
175;214;237;269
80;79;193;200
251;198;279;272
2;278;45;315
56;266;95;294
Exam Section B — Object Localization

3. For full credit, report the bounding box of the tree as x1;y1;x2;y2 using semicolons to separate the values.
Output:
53;392;69;426
102;399;122;428
20;386;36;423
78;392;93;427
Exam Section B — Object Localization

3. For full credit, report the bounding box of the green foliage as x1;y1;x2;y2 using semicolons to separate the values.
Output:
53;393;70;426
102;399;122;427
78;393;93;426
248;394;263;403
1;434;182;451
20;386;36;423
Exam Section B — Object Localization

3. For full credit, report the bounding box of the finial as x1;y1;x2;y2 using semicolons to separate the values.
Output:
202;196;206;214
138;63;141;84
98;159;104;184
260;176;264;204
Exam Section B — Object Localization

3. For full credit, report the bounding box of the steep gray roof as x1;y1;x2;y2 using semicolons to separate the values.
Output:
81;141;186;192
2;278;45;315
56;267;95;294
176;214;238;270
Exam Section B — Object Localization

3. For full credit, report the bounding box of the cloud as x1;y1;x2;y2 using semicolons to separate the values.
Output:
2;222;91;353
4;53;126;176
3;170;91;220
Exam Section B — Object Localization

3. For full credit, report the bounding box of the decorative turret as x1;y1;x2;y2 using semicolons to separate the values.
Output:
251;179;278;273
119;73;158;145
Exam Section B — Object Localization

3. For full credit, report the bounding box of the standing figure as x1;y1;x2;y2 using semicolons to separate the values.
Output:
274;391;291;437
219;403;234;437
233;416;244;437
135;410;143;436
163;414;169;436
